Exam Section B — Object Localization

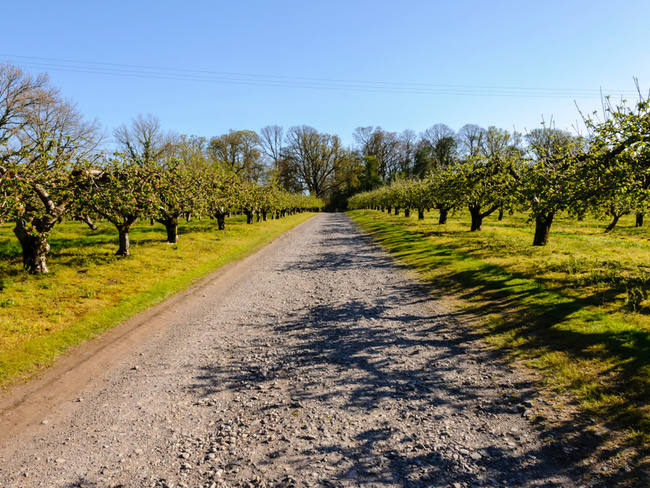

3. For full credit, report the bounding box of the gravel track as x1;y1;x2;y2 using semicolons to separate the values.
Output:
0;213;581;488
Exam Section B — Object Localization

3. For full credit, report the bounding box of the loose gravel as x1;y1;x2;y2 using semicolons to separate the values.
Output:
0;213;585;487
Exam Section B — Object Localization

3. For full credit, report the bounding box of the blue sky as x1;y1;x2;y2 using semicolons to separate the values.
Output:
3;0;649;146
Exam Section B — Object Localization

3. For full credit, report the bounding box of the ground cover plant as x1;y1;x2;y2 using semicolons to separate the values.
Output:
0;212;315;387
349;208;650;470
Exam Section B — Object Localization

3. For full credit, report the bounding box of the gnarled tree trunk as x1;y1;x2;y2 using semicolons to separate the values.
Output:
438;208;449;225
469;204;499;232
14;221;50;273
404;208;411;218
470;211;483;231
532;211;555;246
216;213;226;231
418;208;425;220
636;213;644;227
165;222;178;244
114;216;138;256
605;214;621;233
605;207;629;233
116;225;131;256
155;216;180;244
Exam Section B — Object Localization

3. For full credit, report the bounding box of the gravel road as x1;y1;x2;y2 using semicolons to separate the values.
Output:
0;213;582;488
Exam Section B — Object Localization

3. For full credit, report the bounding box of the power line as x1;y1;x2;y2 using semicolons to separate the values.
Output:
1;54;640;99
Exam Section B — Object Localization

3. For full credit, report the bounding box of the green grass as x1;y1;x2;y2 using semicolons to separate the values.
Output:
0;213;315;388
348;209;650;468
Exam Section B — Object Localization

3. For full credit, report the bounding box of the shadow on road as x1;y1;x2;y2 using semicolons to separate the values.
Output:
177;215;623;487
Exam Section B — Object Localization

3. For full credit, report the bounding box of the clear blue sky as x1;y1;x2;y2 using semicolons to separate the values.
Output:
3;0;649;146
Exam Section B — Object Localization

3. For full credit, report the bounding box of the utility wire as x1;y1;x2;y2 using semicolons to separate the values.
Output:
1;54;639;100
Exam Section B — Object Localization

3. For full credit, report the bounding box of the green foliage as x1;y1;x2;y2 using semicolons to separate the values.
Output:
360;156;381;191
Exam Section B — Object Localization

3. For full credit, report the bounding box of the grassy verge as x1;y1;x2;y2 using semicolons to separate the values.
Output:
348;209;650;470
0;213;315;388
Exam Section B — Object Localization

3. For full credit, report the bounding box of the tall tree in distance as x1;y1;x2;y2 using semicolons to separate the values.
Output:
483;126;523;159
414;124;458;178
259;125;284;168
396;129;418;177
176;135;208;170
456;124;486;158
259;125;287;187
0;62;59;162
18;96;105;164
208;129;264;182
352;126;400;180
283;125;351;197
113;113;178;164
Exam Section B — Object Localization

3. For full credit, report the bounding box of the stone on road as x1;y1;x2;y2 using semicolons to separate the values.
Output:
0;214;579;487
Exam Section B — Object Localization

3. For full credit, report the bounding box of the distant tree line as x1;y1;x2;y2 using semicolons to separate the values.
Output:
3;60;649;266
348;88;650;246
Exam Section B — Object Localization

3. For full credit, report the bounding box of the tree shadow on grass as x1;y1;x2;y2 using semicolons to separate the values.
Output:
353;213;650;481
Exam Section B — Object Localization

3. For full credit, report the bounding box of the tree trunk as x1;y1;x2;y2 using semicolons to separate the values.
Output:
117;226;131;256
605;214;620;233
281;209;286;218
381;207;385;212
404;208;410;218
387;205;392;213
469;204;500;231
418;208;425;220
185;212;191;222
394;207;400;216
636;213;644;227
470;210;483;232
216;213;226;231
532;212;555;246
155;217;179;244
438;208;448;225
165;221;178;244
245;210;254;224
14;222;50;273
262;210;268;221
498;205;504;221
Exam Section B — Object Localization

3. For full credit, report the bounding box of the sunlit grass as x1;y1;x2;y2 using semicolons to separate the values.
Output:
349;208;650;458
0;213;315;387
